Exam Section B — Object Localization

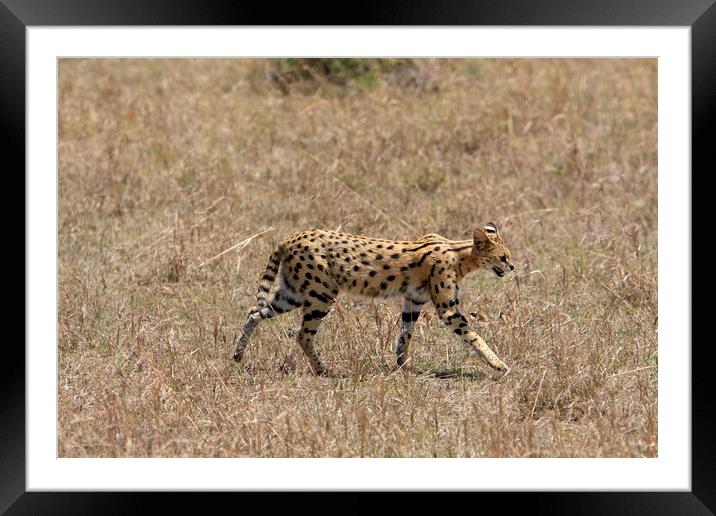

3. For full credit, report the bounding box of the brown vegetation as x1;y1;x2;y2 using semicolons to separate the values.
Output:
58;58;657;457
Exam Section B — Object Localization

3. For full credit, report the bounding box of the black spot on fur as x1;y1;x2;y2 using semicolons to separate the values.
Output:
402;311;421;322
417;251;433;266
303;310;328;321
309;290;331;303
406;241;443;252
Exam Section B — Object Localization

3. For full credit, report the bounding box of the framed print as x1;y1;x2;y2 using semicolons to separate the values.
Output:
8;0;712;513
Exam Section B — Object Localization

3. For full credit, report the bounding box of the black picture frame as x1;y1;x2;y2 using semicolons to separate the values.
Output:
6;1;711;513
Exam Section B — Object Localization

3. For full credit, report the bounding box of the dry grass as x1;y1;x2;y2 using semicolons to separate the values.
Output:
58;58;657;457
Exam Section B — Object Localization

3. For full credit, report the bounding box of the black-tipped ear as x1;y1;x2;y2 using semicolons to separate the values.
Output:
484;222;498;235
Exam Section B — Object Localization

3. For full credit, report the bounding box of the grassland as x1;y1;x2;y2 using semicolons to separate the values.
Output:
58;58;657;457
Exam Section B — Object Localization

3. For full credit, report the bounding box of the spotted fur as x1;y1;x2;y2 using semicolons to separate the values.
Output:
233;223;514;374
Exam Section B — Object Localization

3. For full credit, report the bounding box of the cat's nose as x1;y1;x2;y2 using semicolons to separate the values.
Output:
509;264;514;271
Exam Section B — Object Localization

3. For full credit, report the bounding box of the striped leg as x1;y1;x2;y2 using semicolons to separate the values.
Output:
430;280;508;372
233;288;301;363
436;306;509;372
396;298;423;367
297;304;331;375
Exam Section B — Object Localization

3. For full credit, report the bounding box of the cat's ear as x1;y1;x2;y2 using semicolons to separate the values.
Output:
473;227;490;250
474;223;498;250
483;222;499;236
